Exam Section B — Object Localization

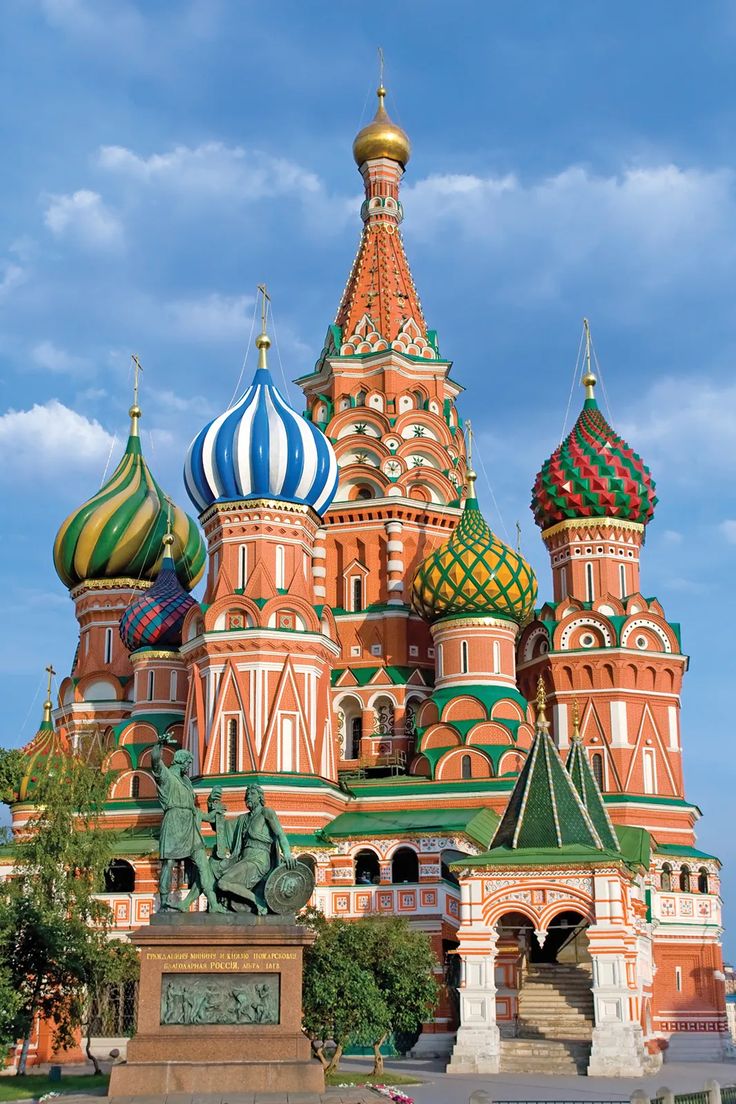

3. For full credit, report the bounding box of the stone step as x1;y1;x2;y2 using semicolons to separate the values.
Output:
500;1038;590;1075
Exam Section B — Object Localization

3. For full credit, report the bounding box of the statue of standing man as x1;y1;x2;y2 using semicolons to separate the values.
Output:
150;733;224;913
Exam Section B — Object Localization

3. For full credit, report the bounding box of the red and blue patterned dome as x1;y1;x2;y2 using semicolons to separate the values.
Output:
531;376;657;531
119;536;198;651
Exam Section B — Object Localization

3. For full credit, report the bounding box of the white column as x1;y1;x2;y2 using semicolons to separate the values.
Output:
385;520;405;606
447;879;501;1075
312;527;327;601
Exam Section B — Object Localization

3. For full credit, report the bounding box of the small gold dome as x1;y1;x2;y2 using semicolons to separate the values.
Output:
353;86;411;168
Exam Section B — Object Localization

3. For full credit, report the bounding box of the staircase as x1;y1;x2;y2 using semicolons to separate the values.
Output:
500;963;594;1074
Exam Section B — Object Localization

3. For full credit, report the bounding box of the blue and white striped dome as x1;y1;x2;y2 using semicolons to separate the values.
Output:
184;335;338;517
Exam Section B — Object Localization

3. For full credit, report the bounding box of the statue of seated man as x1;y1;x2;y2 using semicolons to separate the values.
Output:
213;784;296;914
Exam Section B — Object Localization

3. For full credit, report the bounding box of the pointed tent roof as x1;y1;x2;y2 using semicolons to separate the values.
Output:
566;726;620;853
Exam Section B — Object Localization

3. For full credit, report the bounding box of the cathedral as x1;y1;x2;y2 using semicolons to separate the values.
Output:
5;81;729;1077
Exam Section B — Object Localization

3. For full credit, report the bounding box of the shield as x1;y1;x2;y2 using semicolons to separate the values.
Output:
263;861;315;915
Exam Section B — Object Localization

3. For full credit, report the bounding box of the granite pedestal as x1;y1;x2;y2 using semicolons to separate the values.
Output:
108;913;324;1098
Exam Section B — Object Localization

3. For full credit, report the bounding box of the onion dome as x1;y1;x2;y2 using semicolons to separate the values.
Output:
53;399;205;592
353;85;411;168
532;367;657;531
119;530;198;651
184;324;338;517
412;472;537;625
17;672;68;801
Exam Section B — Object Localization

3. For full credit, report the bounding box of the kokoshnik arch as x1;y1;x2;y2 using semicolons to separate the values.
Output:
3;77;728;1077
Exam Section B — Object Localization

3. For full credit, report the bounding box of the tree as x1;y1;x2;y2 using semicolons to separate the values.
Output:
301;912;439;1077
0;752;139;1074
301;912;389;1074
0;964;22;1063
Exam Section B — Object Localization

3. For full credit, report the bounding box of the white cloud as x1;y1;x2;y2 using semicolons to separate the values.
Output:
0;400;114;476
163;292;255;341
97;142;321;202
0;261;26;298
404;164;736;300
720;521;736;545
30;340;88;375
44;190;123;250
661;529;684;545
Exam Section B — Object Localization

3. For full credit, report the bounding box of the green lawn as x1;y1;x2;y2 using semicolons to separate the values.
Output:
326;1070;421;1087
0;1073;109;1102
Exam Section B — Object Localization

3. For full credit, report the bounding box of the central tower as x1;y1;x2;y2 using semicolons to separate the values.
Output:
297;83;468;768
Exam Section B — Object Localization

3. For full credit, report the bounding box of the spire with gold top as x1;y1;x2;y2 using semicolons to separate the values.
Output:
328;52;437;362
16;665;69;802
53;357;205;592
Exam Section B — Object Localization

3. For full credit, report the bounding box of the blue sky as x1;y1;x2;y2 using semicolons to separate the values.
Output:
1;1;734;948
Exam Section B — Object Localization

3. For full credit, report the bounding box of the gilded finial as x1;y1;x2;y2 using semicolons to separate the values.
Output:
464;419;477;492
535;675;550;734
571;697;582;741
352;53;411;168
582;318;596;399
255;284;271;369
378;45;385;100
43;663;56;725
163;497;174;552
516;520;522;553
129;354;143;436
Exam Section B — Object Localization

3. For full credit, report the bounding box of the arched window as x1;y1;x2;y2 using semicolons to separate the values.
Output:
356;487;373;500
350;716;362;759
492;640;501;674
460;641;469;674
619;562;627;598
170;670;178;700
227;718;238;772
661;863;672;892
461;754;472;780
352;577;363;612
275;545;285;590
679;865;691;893
591;753;604;790
147;670;155;702
392;847;419;884
585;562;595;602
104;627;113;665
355;390;367;407
131;775;140;800
437;643;443;678
239;545;248;589
697;867;709;894
104;859;135;893
354;849;380;885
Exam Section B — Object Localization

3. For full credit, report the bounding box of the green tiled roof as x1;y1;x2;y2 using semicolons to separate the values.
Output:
615;824;651;868
452;843;622;868
324;807;499;850
331;666;430;688
491;726;603;851
566;739;620;852
655;843;720;863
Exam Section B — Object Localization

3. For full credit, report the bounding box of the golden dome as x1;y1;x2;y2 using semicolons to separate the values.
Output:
353;86;411;168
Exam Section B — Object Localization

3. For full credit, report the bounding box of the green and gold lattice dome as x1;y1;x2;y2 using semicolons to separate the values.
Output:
411;476;537;625
53;405;205;592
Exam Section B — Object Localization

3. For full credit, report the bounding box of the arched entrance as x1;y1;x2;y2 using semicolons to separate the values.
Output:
497;908;594;1074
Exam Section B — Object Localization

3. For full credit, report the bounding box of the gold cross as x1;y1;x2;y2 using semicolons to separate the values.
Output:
257;284;270;334
516;520;522;552
45;664;56;698
131;354;143;407
378;46;385;87
465;419;473;468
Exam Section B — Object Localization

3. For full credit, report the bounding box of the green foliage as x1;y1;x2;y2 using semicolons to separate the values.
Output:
0;1074;109;1101
301;912;439;1075
0;749;25;806
0;964;23;1062
0;751;138;1072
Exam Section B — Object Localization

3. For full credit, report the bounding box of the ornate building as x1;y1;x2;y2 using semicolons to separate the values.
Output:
4;82;729;1075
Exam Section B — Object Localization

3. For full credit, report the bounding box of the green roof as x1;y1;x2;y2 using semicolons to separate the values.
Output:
615;824;651;868
452;843;623;868
331;666;430;688
566;739;620;852
491;725;603;852
324;807;499;850
655;843;720;863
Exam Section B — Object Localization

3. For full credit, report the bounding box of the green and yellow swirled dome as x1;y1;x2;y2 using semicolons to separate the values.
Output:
412;474;537;625
53;405;205;592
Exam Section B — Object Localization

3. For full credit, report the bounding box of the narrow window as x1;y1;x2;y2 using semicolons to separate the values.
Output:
170;670;178;700
619;562;627;598
227;718;238;772
352;577;363;613
275;545;285;590
643;748;656;794
131;775;140;800
461;754;472;780
350;716;362;759
460;641;469;674
239;545;248;589
280;716;294;772
559;565;568;598
492;640;501;674
661;863;672;892
147;670;155;702
85;632;90;655
698;867;709;894
104;627;113;665
585;562;595;602
675;966;683;992
679;865;691;893
437;643;443;678
591;752;604;790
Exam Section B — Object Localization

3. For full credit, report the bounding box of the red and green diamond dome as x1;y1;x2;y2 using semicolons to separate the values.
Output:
531;377;657;531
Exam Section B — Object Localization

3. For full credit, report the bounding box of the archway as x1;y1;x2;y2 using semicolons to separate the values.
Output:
391;847;419;884
531;910;591;965
354;848;380;885
104;859;135;893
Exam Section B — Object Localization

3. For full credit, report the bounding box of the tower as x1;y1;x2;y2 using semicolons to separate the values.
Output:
297;82;468;768
518;326;694;840
51;375;204;762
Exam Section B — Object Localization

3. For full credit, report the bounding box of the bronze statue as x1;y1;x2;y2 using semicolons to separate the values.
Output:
213;784;297;914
